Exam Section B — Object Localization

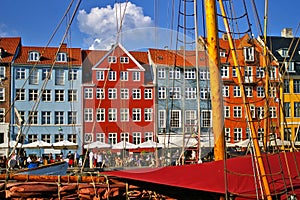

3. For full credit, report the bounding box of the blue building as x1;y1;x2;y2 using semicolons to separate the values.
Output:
11;44;83;156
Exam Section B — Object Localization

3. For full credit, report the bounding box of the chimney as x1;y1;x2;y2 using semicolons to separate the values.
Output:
281;28;293;38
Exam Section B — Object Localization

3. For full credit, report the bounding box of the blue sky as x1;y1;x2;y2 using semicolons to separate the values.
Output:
0;0;298;50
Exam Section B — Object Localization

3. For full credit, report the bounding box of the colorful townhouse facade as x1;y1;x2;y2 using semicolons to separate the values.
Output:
11;43;83;155
266;28;300;144
82;43;155;147
219;34;280;144
0;37;21;156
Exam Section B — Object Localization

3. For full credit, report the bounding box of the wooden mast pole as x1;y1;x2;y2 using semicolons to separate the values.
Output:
204;0;225;161
217;0;272;199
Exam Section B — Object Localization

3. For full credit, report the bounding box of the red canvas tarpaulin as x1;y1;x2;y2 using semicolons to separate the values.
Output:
103;152;300;199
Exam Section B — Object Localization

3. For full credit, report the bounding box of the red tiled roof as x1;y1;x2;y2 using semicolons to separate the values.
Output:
14;44;82;66
130;51;149;64
0;37;21;63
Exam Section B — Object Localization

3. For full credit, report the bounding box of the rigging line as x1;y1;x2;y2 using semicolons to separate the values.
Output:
250;0;263;36
116;0;129;44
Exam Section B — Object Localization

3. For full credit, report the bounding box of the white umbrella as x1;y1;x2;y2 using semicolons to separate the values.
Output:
112;141;137;149
84;141;111;149
137;140;164;148
227;139;263;147
52;140;78;149
23;140;52;148
268;139;290;146
0;141;22;149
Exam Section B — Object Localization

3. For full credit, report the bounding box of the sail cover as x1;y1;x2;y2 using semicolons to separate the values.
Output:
103;152;300;198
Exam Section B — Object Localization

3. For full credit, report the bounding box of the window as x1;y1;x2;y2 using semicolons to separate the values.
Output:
223;86;229;97
185;87;196;99
269;86;276;98
284;102;291;118
108;108;117;121
96;71;104;81
68;90;77;102
224;106;230;118
108;56;116;63
232;67;237;77
169;68;180;79
28;134;38;143
169;87;181;99
0;88;4;102
55;90;64;102
96;88;105;99
0;67;5;79
221;65;229;78
84;108;93;122
250;105;256;118
28;111;38;124
233;86;241;97
170;110;181;128
120;108;129;122
201;110;211;127
96;133;105;143
145;132;153;141
144;89;152;99
284;79;290;93
29;68;38;84
41;111;51;124
55;134;64;142
257;86;265;97
233;128;242;141
84;133;93;143
56;52;67;62
284;61;295;72
200;88;210;99
258;128;264;141
84;88;93;99
244;66;253;83
96;108;105;122
244;47;254;62
269;66;276;80
278;48;289;57
199;69;210;80
121;132;129;142
133;71;140;81
29;89;39;102
108;71;116;81
225;128;231;142
257;107;264;119
68;134;77;144
16;89;25;101
294;80;300;93
185;110;197;126
184;68;196;79
42;68;51;80
245;86;253;97
108;133;117;144
158;87;166;99
0;109;4;123
68;69;78;80
144;108;153;121
158;68;166;79
55;69;65;85
284;128;291;141
120;71;128;81
233;106;242;118
28;51;40;61
68;111;77;124
133;132;141;145
132;89;141;99
269;107;277;118
42;89;51;102
256;67;264;78
159;110;166;128
108;88;117;99
294;102;300;117
16;68;25;79
120;88;129;99
42;134;51;143
55;111;64;124
132;108;141;121
120;57;129;63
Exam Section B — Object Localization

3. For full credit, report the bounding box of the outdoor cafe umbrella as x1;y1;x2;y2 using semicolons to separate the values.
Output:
23;140;52;148
0;141;22;149
83;141;111;149
52;140;78;150
137;140;164;148
112;141;137;150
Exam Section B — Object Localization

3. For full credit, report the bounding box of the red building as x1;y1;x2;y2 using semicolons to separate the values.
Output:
82;43;155;146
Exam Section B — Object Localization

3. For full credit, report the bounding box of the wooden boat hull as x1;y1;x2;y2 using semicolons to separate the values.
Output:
16;161;68;176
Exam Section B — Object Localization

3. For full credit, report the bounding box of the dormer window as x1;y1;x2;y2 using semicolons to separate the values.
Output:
220;51;226;57
108;56;116;63
120;57;129;64
28;51;40;62
56;52;67;62
278;48;289;58
243;47;254;62
284;61;295;72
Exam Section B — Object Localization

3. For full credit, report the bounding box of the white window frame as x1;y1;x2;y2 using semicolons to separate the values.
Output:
120;88;129;99
133;71;141;81
108;108;117;122
96;108;105;122
120;71;128;81
120;108;129;122
108;88;117;99
84;108;93;122
96;71;105;81
96;88;105;99
108;56;116;63
108;71;116;81
244;47;255;62
144;108;153;121
132;108;141;122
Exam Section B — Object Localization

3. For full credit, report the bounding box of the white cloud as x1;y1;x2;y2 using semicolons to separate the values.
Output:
77;2;153;50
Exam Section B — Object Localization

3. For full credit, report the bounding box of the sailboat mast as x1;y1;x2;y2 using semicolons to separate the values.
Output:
204;0;225;161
